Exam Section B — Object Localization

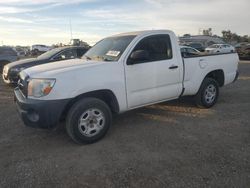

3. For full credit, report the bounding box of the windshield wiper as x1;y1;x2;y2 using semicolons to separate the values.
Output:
103;57;113;62
93;56;113;62
82;55;92;60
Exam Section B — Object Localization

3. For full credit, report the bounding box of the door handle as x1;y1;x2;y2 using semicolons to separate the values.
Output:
169;65;178;69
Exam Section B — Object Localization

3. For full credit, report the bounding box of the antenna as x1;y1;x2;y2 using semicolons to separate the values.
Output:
69;18;73;41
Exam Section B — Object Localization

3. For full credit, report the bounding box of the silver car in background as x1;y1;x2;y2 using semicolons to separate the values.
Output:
205;44;235;54
0;47;18;73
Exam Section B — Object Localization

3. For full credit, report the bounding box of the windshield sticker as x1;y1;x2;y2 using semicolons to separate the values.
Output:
106;50;120;57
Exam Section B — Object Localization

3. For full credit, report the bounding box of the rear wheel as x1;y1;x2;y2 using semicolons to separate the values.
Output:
66;98;112;144
195;78;219;108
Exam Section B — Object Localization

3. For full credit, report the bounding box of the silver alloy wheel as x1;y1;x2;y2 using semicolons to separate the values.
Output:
204;84;217;104
78;108;105;137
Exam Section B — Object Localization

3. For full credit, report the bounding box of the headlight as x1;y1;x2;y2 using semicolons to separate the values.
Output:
28;79;56;98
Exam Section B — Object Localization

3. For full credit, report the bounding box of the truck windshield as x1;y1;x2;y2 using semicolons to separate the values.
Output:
82;35;136;62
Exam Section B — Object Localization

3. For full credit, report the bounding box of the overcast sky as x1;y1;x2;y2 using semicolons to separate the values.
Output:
0;0;249;46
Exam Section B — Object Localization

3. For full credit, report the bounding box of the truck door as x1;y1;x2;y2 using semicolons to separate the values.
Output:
125;34;182;108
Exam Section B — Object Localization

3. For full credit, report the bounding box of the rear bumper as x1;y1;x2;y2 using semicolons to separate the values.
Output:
14;88;70;129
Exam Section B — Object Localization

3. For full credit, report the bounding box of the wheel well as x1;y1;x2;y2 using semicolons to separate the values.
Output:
205;69;225;87
60;90;120;120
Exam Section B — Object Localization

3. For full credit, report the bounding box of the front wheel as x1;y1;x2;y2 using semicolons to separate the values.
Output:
195;78;219;108
66;98;112;144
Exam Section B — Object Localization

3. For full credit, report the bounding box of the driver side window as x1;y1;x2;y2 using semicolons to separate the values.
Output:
127;34;173;64
54;49;77;61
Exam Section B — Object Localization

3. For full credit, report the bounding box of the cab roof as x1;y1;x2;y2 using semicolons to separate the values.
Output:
111;30;174;37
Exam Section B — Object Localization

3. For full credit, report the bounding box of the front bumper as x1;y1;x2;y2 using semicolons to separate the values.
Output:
14;88;70;129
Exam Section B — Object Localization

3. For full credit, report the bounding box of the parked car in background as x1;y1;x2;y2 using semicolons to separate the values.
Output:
31;44;52;55
235;42;249;49
14;47;29;58
0;47;18;73
238;44;250;60
180;46;201;57
205;44;235;54
3;46;88;84
186;43;205;52
70;39;91;49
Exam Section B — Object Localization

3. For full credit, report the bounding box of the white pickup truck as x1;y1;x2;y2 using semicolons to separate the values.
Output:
14;30;239;144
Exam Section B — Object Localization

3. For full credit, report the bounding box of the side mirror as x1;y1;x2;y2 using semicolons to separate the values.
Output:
51;54;65;61
127;50;149;65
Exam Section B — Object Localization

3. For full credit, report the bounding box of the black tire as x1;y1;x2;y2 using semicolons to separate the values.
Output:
66;97;112;144
195;78;219;108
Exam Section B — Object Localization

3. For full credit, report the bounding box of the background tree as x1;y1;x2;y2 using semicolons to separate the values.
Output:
222;30;250;43
203;28;213;36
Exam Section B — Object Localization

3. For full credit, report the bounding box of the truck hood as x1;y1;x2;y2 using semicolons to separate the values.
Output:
23;59;109;77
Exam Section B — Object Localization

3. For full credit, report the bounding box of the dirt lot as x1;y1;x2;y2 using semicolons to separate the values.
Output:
0;61;250;188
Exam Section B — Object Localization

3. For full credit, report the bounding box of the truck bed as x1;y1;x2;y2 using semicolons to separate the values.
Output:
183;52;239;96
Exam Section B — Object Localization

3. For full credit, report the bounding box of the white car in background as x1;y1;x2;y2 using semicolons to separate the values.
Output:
205;44;235;54
31;45;52;55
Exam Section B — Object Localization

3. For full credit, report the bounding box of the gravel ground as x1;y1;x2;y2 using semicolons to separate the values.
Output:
0;61;250;188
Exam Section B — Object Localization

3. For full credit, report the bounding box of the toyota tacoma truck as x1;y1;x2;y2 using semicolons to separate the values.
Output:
14;30;239;144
